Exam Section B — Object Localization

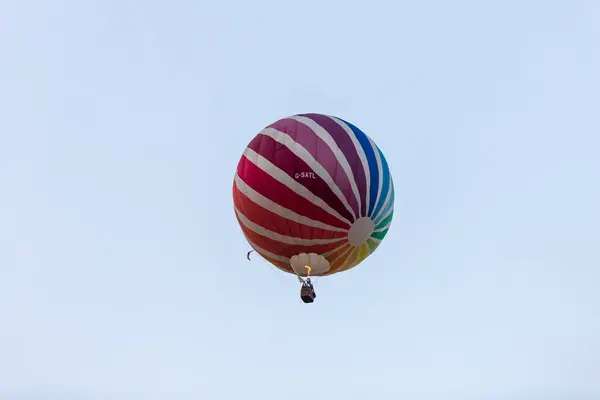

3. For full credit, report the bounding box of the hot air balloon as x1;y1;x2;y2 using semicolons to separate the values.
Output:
233;113;394;303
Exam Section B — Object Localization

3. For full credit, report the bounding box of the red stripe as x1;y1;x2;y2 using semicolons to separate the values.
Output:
255;252;294;274
233;183;347;240
236;215;347;259
236;155;350;230
268;118;360;217
247;134;355;223
240;231;295;273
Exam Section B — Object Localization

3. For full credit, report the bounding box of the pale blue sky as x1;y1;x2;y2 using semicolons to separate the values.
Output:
1;0;599;399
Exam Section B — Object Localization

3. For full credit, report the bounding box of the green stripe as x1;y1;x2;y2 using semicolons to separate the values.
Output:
367;238;380;253
375;211;393;230
371;228;389;241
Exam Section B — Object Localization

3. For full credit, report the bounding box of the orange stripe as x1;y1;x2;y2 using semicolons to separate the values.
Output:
338;246;360;272
325;243;351;263
325;247;355;274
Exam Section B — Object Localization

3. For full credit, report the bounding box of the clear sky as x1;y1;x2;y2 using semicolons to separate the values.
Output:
1;0;599;399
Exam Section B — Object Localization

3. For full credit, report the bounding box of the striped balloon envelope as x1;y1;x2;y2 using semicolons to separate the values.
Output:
233;113;394;278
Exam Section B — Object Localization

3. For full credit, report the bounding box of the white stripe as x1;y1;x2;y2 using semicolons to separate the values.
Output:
368;138;384;218
373;176;394;223
330;117;371;217
322;242;349;258
234;174;347;233
372;185;392;223
260;127;357;221
375;203;393;227
248;249;291;274
245;238;307;276
245;237;289;263
368;237;382;245
236;207;346;246
374;220;392;233
243;147;352;226
339;246;361;272
346;243;371;271
364;242;374;259
290;115;363;218
350;245;363;270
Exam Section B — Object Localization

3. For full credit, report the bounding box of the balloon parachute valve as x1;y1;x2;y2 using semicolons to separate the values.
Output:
290;253;330;277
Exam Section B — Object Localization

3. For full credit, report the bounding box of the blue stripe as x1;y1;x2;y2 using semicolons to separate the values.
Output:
371;145;391;219
337;118;379;217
